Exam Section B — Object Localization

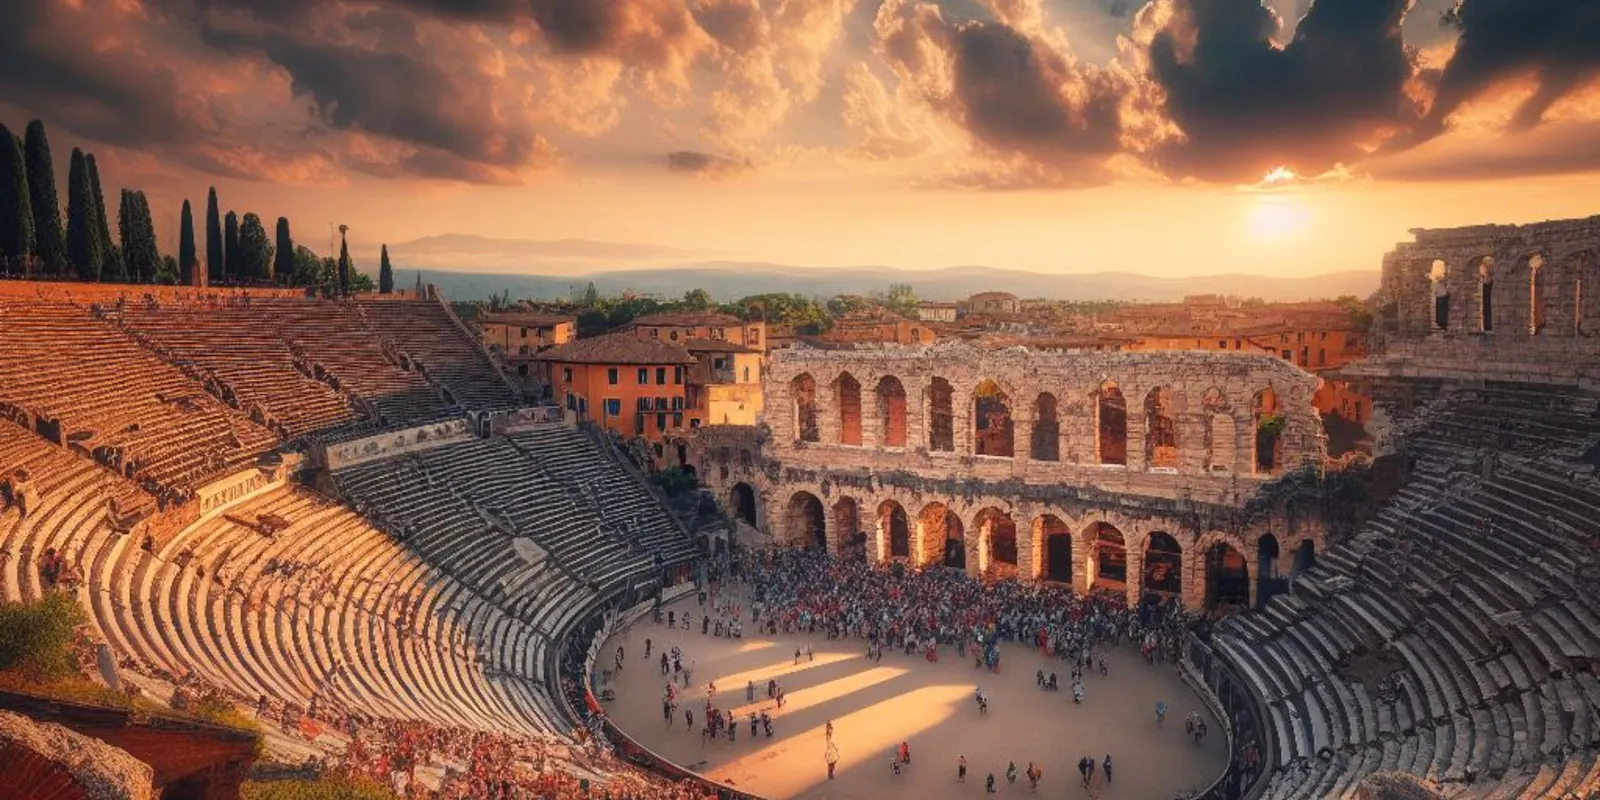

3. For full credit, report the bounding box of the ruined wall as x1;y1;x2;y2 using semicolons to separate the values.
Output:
760;342;1325;505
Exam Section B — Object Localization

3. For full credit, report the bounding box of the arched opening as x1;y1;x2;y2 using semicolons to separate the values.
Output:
1144;386;1178;469
836;372;862;445
730;482;757;526
1201;388;1234;473
792;373;819;443
1430;259;1449;330
973;379;1014;457
1529;254;1547;335
1293;538;1317;575
1253;388;1282;475
1085;522;1127;589
1031;392;1060;461
1037;514;1073;583
919;502;965;569
974;507;1017;575
878;500;911;559
1256;533;1286;606
1096;382;1127;466
1143;532;1182;596
928;377;954;452
1478;257;1494;332
876;376;908;447
832;497;862;559
786;491;827;549
1205;541;1250;610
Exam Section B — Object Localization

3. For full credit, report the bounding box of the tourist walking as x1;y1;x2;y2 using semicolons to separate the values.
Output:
1103;754;1113;783
958;755;967;782
825;741;839;780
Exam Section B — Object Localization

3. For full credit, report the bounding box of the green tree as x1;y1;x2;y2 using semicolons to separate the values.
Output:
289;245;325;288
0;592;87;681
237;213;273;280
1334;295;1373;332
582;281;600;306
85;153;116;278
119;190;159;283
0;123;35;270
682;288;713;309
881;282;917;317
65;148;101;280
107;189;134;282
156;254;179;285
273;217;293;283
223;211;240;279
337;238;352;294
178;199;196;285
205;187;223;283
378;244;394;294
23;121;66;275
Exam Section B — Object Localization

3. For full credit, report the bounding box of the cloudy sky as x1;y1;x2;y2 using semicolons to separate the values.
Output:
3;0;1597;277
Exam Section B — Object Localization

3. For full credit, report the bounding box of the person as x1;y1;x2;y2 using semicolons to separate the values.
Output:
615;645;624;672
751;713;760;737
1156;700;1168;726
1006;761;1017;785
806;643;814;662
958;755;967;782
825;741;839;780
891;758;901;776
668;610;675;628
825;720;834;740
1026;762;1041;793
685;707;694;732
747;680;755;702
644;638;652;658
660;652;670;675
1102;754;1113;784
1072;680;1084;704
986;773;996;793
898;741;910;764
794;647;802;665
975;686;988;714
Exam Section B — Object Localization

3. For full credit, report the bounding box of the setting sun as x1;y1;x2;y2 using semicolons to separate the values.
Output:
1246;195;1311;241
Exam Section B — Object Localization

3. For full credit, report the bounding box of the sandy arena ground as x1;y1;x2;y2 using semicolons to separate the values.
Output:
597;591;1228;799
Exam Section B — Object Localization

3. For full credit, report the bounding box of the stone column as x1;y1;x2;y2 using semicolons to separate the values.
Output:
1180;544;1205;612
1123;544;1144;609
1246;560;1259;610
824;501;842;557
1073;533;1093;597
966;516;984;579
1015;512;1037;581
1013;416;1033;478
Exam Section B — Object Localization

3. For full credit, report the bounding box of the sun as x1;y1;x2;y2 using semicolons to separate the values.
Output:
1246;194;1311;241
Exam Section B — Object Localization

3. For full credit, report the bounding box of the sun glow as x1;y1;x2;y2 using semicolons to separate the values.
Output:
1246;194;1311;241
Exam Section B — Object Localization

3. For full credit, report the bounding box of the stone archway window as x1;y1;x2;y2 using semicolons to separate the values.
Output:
730;483;758;525
1430;259;1449;331
1088;522;1127;586
973;379;1014;457
879;500;911;559
832;497;861;559
1529;254;1547;335
1201;388;1234;473
1144;386;1178;469
1205;541;1250;609
837;372;862;445
1031;392;1060;462
920;502;965;569
1144;532;1182;595
974;507;1017;573
786;491;826;549
876;376;908;447
792;373;819;443
1253;388;1282;475
1037;514;1073;583
1096;382;1127;466
1478;257;1494;332
928;377;954;452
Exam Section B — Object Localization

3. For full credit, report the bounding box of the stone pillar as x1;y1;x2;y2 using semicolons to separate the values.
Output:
1180;545;1205;612
1013;416;1033;477
1015;512;1037;581
863;378;882;449
824;502;842;557
1123;544;1144;609
1246;560;1259;610
966;517;984;579
1073;533;1093;597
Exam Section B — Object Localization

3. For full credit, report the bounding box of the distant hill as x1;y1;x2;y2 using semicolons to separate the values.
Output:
391;262;1379;304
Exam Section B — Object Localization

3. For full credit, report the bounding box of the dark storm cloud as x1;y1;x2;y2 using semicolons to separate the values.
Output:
1145;0;1421;181
1371;121;1600;182
1423;0;1600;134
666;150;750;177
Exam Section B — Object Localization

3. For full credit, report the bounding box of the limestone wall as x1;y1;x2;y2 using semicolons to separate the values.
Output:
760;342;1325;505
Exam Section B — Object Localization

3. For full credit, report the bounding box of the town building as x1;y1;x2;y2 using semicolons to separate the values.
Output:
535;332;697;441
916;302;958;323
821;307;936;345
967;291;1020;315
623;311;768;353
478;310;577;378
682;338;764;427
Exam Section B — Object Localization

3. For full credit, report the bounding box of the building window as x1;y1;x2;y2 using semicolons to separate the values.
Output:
607;367;619;385
1317;348;1326;366
1234;340;1241;350
742;366;750;382
562;367;572;382
912;328;922;343
656;367;667;384
1218;340;1227;349
655;397;668;410
656;413;668;430
691;418;702;429
673;412;683;427
670;330;679;341
1301;346;1309;364
637;397;650;412
638;367;649;384
650;328;659;338
749;328;759;344
604;398;621;417
1281;349;1292;360
520;327;528;337
565;393;575;410
672;396;683;410
674;366;684;384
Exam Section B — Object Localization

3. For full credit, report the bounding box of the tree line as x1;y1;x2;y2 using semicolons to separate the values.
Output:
0;118;396;294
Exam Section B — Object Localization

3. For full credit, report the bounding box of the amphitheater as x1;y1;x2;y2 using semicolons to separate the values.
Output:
0;216;1593;800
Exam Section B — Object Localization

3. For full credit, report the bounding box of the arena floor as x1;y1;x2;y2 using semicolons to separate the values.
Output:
598;591;1229;799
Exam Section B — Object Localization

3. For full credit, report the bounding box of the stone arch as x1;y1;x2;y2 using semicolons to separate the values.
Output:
1293;537;1317;575
973;507;1018;576
1096;381;1128;466
1430;259;1449;330
785;491;826;549
1253;387;1282;475
1575;249;1598;335
876;375;908;447
832;496;864;559
1257;533;1279;581
1036;514;1074;583
1031;392;1060;462
1528;253;1548;335
1083;521;1128;589
792;373;819;443
1201;387;1235;473
972;378;1014;457
730;482;758;526
928;377;954;452
1144;531;1183;596
919;502;965;569
836;371;863;445
878;499;912;560
1477;256;1495;332
1144;386;1178;469
1201;534;1251;610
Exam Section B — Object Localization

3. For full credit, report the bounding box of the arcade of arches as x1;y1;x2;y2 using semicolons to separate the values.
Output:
736;479;1322;612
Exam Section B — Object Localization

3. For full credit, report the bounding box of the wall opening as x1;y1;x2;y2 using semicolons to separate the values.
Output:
786;491;826;549
1529;254;1547;335
1037;514;1073;583
1202;388;1234;473
1097;382;1127;465
1031;392;1060;461
876;376;908;447
793;373;819;443
1293;538;1317;575
1430;259;1449;330
1253;387;1282;475
1205;541;1250;609
920;502;964;569
1144;531;1182;595
928;377;954;452
879;500;911;559
975;508;1017;572
730;482;757;525
837;371;862;445
833;497;862;559
1478;257;1494;332
973;379;1014;457
1144;386;1178;469
1087;522;1127;587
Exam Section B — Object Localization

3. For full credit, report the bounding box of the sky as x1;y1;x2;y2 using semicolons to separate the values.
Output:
2;0;1598;278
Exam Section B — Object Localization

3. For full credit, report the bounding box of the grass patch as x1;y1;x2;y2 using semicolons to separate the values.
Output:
0;591;86;680
240;777;397;800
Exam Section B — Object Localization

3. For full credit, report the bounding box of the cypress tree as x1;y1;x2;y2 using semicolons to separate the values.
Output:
107;189;132;282
86;154;115;277
223;210;240;280
237;212;272;280
273;217;293;282
127;191;159;282
338;237;351;295
178;199;196;285
0;123;35;271
205;187;222;283
66;148;101;281
24;121;66;275
379;244;394;294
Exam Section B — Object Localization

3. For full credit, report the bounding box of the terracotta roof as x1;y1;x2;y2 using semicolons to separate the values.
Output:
479;311;575;327
683;337;756;353
628;311;744;327
534;332;696;365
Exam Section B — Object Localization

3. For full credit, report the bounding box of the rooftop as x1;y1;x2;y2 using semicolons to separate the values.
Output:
628;311;744;327
535;332;697;365
683;337;757;353
479;310;576;327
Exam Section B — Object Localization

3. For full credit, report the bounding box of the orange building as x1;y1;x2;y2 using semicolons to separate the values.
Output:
624;312;768;353
535;333;697;441
478;310;577;378
820;307;936;345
